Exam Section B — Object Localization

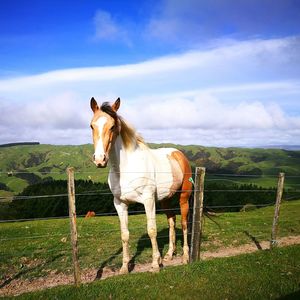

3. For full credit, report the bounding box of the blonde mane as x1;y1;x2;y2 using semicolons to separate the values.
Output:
100;101;146;150
119;117;147;150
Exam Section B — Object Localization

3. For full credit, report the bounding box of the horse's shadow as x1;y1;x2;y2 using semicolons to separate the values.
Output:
95;227;184;279
0;254;63;289
95;247;123;279
243;230;263;250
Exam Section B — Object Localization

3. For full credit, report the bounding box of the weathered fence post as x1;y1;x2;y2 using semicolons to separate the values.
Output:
190;167;206;262
270;172;285;249
67;167;81;285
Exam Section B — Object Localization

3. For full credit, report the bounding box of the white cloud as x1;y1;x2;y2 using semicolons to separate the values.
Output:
0;92;91;144
120;92;300;146
1;90;299;147
0;92;88;129
0;37;299;146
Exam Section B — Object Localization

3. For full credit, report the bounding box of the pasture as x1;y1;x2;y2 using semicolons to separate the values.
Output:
3;245;300;299
0;200;299;297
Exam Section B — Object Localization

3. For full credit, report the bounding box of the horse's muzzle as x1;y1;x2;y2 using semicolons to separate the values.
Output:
93;154;108;168
95;161;107;168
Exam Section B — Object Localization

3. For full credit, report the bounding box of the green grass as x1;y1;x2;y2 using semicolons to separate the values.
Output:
0;144;108;194
6;244;300;300
1;200;299;283
202;200;300;249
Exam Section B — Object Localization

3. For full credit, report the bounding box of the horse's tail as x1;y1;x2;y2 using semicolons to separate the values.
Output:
187;177;221;239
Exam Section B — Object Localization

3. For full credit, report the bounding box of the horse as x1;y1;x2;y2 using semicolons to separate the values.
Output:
90;97;192;273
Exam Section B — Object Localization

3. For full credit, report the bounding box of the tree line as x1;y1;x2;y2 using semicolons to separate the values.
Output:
1;178;298;220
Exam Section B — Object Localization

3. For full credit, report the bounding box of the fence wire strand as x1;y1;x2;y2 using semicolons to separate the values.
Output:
1;168;298;278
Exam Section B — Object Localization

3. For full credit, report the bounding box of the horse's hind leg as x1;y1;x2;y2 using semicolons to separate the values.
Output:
179;186;192;264
161;199;176;261
172;151;192;264
180;192;190;264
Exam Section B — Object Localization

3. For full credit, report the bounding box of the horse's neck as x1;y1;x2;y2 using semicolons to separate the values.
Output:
109;135;139;172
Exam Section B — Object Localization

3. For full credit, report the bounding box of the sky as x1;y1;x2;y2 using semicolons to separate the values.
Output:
0;0;300;147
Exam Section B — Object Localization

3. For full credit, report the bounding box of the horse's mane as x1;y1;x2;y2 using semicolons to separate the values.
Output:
101;102;147;150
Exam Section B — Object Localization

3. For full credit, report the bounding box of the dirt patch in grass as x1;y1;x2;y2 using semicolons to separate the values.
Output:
1;235;300;298
202;235;300;259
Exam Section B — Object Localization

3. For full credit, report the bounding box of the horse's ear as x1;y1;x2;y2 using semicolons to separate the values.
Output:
112;98;121;112
90;97;99;113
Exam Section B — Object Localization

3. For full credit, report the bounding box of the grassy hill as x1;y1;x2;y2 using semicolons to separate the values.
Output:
0;144;100;196
0;143;300;196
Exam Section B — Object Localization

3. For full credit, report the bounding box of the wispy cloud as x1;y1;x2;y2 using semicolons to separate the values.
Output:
0;37;298;93
145;0;300;45
92;9;131;46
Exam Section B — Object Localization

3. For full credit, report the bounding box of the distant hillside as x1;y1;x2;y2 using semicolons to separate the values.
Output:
150;143;300;177
0;142;40;148
262;145;300;151
0;143;300;195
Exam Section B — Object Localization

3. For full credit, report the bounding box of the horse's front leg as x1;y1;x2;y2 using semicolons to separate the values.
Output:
114;198;130;275
144;196;161;272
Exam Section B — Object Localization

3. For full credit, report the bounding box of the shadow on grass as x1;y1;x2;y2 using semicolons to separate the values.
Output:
278;290;300;299
0;254;64;289
243;230;263;250
95;247;123;279
129;227;184;271
95;227;184;278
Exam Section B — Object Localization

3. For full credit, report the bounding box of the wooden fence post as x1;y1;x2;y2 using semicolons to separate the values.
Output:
190;167;206;262
67;167;81;285
270;172;285;249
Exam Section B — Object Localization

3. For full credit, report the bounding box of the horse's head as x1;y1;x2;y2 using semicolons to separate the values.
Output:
90;97;121;168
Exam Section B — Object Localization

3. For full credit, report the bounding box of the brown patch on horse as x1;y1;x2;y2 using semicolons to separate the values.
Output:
170;151;192;226
166;154;183;198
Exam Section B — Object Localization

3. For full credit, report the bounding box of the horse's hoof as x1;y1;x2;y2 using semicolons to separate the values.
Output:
119;266;129;275
182;255;189;264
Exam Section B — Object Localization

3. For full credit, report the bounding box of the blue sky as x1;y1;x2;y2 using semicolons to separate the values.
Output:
0;0;300;147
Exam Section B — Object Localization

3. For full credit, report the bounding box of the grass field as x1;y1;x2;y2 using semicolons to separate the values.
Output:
4;244;300;299
1;200;299;285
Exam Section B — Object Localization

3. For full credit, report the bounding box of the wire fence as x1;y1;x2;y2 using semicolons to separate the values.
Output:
2;169;300;177
0;169;299;289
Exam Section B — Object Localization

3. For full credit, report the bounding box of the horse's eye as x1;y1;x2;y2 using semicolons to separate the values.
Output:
90;125;93;130
110;125;115;131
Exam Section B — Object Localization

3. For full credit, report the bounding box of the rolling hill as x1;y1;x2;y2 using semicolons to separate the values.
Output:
0;143;300;196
